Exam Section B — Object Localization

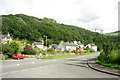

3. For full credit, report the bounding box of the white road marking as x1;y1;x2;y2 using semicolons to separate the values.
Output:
80;59;87;60
53;60;56;61
2;73;6;75
10;71;19;73
16;64;20;66
21;69;28;71
32;62;35;64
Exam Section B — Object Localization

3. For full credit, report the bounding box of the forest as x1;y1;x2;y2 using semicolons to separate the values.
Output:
2;14;119;51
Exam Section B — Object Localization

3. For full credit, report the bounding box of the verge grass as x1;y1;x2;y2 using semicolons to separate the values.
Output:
44;52;95;59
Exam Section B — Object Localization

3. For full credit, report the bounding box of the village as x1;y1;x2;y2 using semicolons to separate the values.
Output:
0;33;97;59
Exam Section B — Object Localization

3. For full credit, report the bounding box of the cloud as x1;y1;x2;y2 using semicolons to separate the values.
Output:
76;13;99;23
0;0;119;33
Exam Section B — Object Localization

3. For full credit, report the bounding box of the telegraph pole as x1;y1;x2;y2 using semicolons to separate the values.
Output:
43;35;47;53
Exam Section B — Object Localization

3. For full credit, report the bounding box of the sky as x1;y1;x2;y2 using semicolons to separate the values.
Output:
0;0;119;33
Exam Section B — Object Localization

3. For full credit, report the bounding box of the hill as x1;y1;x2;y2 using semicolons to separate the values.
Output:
2;14;118;50
105;31;120;36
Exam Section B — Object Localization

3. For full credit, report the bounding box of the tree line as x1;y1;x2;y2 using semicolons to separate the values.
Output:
2;14;118;51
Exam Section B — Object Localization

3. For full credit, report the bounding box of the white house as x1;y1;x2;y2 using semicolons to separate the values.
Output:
32;42;44;49
0;33;12;44
58;41;78;52
85;43;97;52
73;41;84;48
49;44;58;49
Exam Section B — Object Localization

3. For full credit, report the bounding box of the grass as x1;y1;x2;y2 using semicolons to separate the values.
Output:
44;52;96;59
96;59;120;69
105;33;119;36
97;49;120;69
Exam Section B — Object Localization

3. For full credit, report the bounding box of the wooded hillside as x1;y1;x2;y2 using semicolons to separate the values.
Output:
2;14;118;50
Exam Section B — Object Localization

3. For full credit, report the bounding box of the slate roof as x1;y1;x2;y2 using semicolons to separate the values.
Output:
0;34;11;39
64;42;77;46
89;43;96;46
33;42;42;45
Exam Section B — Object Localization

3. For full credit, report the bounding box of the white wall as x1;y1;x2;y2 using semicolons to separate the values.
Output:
92;46;97;52
36;45;44;49
66;46;76;51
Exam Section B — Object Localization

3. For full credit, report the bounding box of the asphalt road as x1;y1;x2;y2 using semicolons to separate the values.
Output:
2;53;118;78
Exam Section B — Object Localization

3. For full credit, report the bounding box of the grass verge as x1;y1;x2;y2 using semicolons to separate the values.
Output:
96;59;120;69
44;52;95;59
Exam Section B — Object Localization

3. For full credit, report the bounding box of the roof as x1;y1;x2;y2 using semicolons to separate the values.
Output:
64;42;77;46
89;43;96;46
0;34;11;39
50;44;58;46
33;42;42;45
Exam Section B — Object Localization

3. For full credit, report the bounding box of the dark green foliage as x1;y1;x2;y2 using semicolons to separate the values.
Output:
2;44;14;57
44;39;53;46
63;50;69;53
2;42;19;58
108;50;120;64
2;14;118;50
47;48;55;52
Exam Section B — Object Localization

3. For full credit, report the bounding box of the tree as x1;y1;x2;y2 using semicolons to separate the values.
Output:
23;45;34;55
2;41;20;57
2;44;14;57
9;41;19;54
44;39;53;46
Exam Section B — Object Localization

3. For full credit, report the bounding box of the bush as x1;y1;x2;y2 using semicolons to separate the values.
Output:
41;51;46;55
47;48;55;52
33;47;41;55
82;50;87;53
108;50;120;64
47;52;57;54
23;45;35;55
2;42;20;58
2;55;8;60
98;52;107;61
98;50;120;65
63;50;69;53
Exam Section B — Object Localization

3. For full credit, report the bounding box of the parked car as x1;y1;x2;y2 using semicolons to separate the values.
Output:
12;54;25;59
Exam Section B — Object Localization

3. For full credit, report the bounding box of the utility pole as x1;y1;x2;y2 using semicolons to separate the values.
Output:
43;35;47;53
100;29;103;34
95;28;97;32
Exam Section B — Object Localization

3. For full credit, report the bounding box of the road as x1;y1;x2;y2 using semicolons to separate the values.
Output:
2;53;118;78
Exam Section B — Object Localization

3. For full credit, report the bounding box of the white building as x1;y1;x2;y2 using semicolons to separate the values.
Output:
58;41;78;52
0;33;12;44
74;41;84;48
32;42;44;49
85;43;97;52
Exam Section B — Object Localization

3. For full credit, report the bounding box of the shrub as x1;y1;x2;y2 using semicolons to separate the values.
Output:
98;52;107;62
108;50;120;64
47;48;55;52
41;51;46;55
98;49;120;65
2;42;19;58
23;45;34;55
33;47;41;55
63;50;69;53
2;55;8;60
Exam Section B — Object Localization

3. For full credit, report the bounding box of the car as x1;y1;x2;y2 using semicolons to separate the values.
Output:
12;54;25;59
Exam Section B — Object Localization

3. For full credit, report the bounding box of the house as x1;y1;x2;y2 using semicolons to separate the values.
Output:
73;41;84;48
58;41;78;52
0;33;12;44
49;44;58;49
85;43;97;52
32;42;44;49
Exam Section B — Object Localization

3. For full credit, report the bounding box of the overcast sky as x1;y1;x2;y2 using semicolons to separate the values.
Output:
0;0;119;33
